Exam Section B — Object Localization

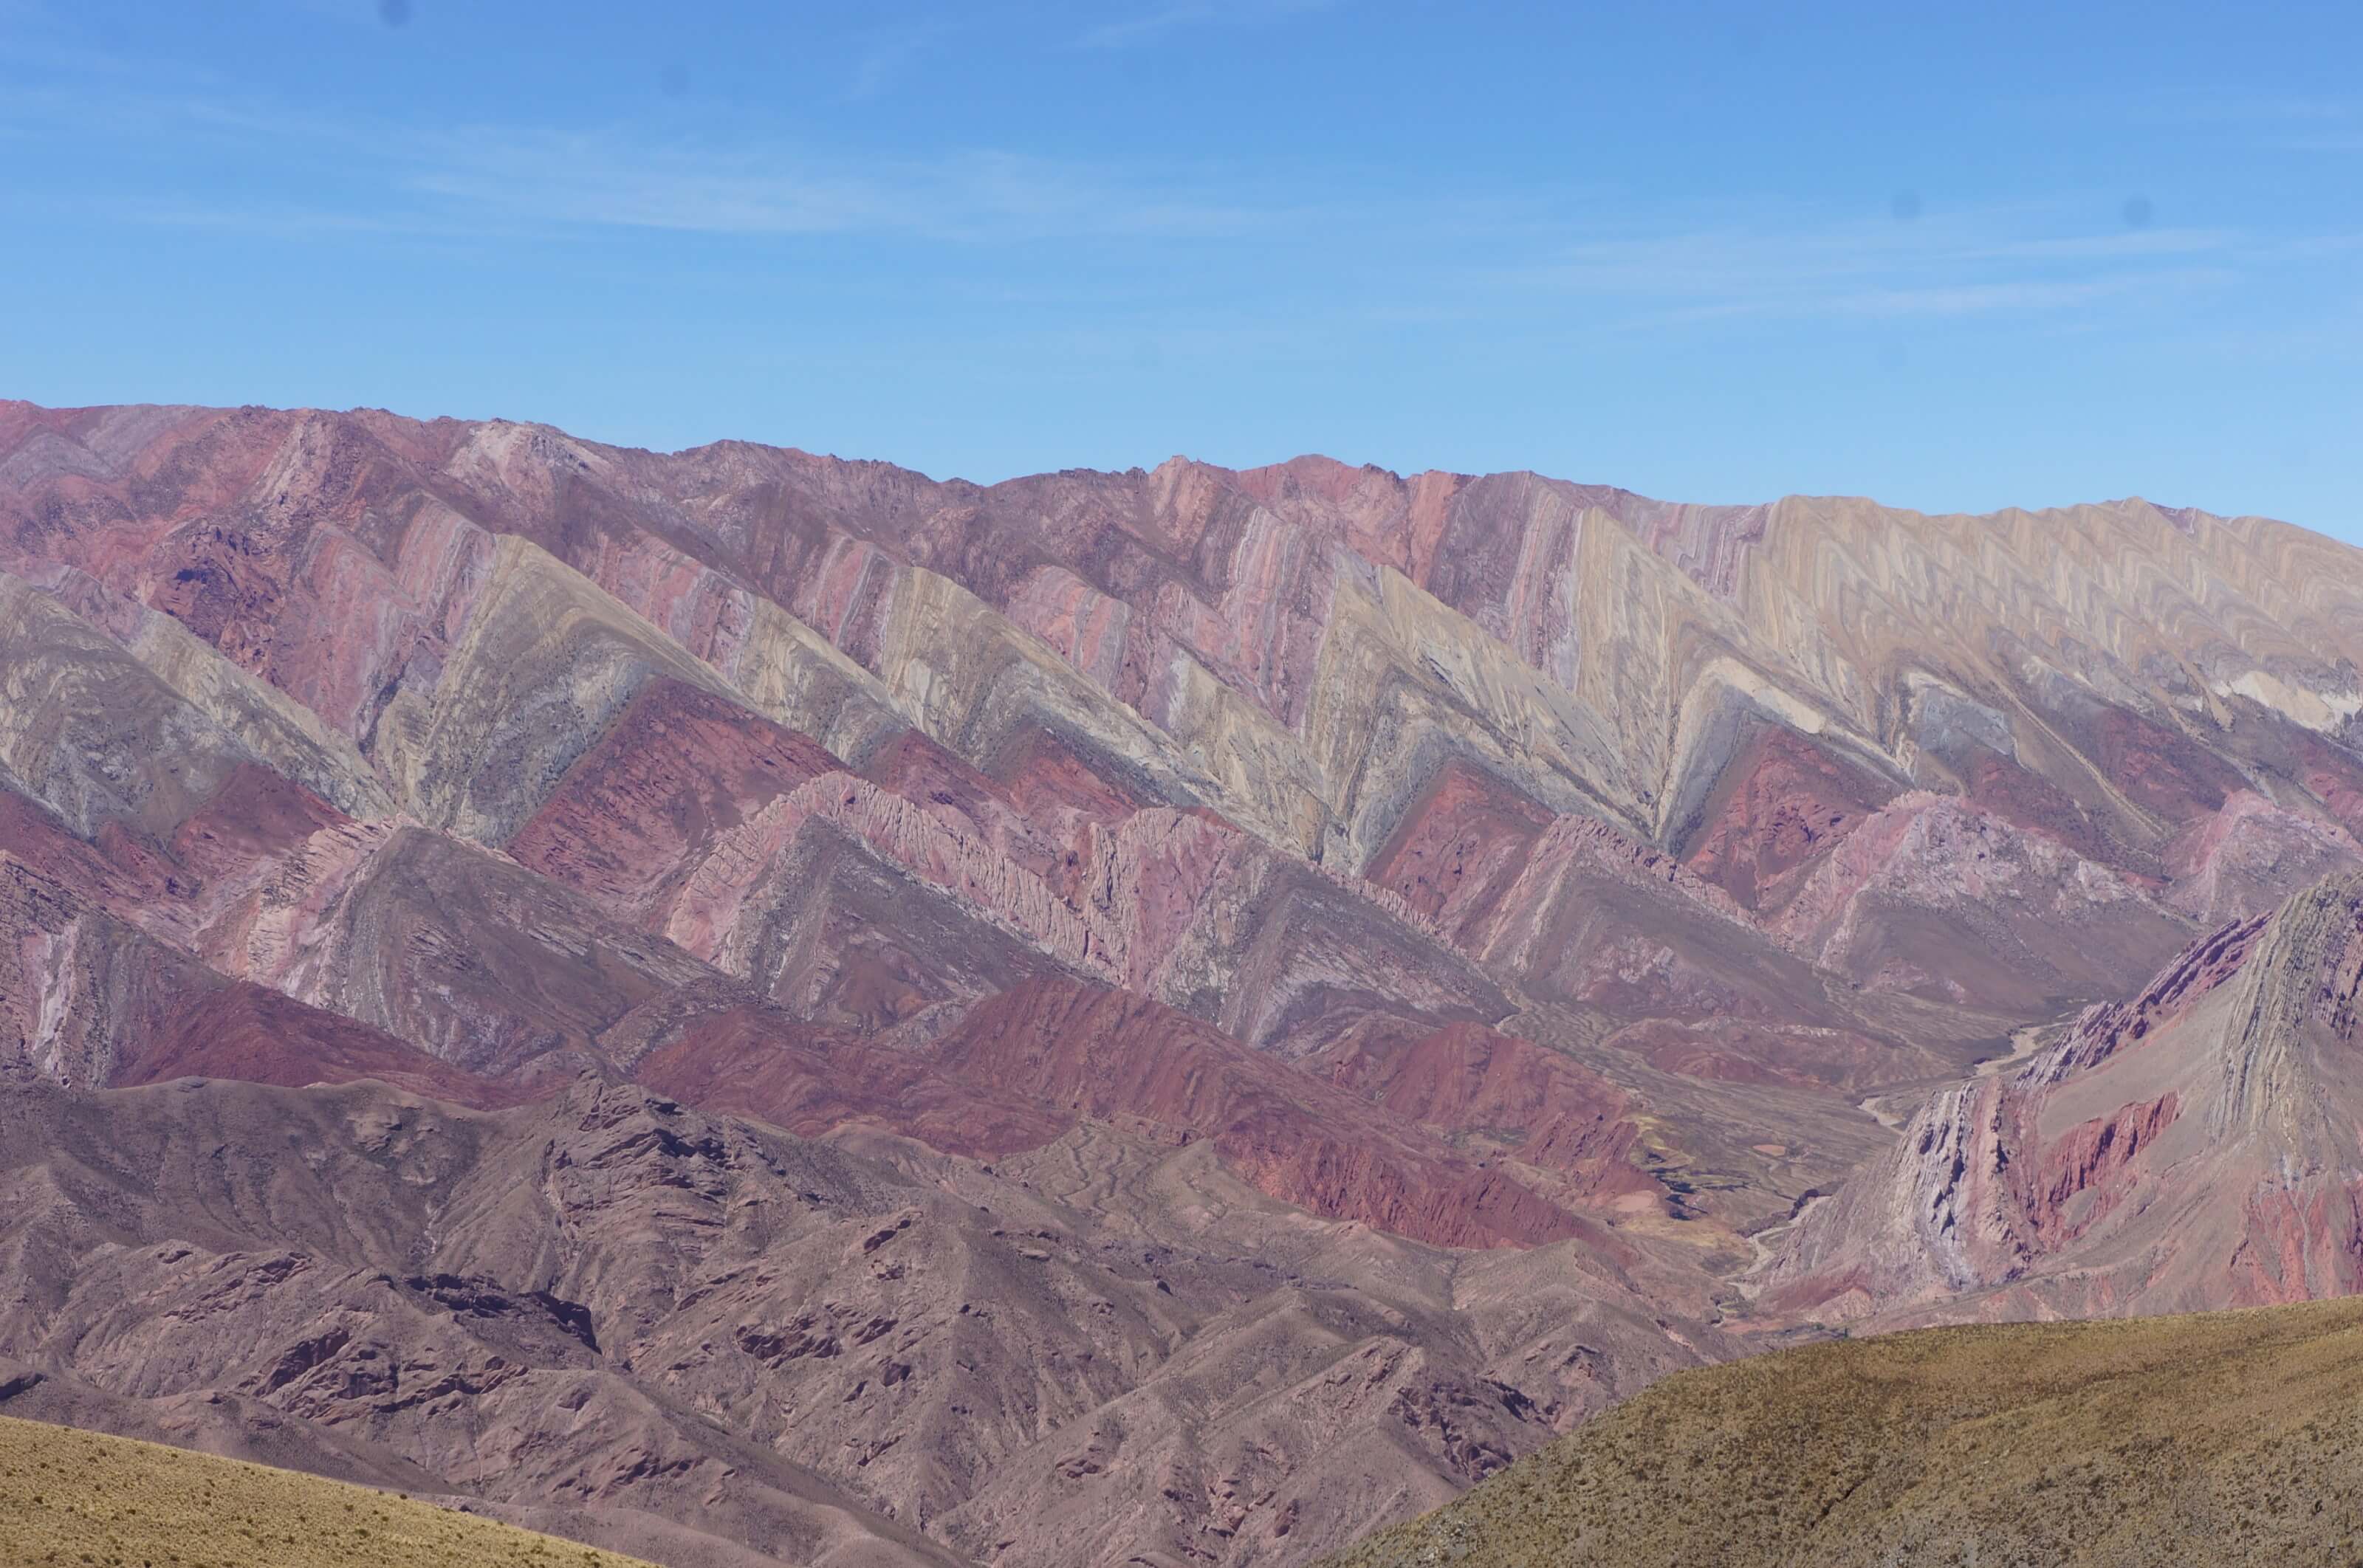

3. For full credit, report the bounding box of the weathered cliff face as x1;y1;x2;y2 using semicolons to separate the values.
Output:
4;396;2363;1566
1762;790;2198;1012
1764;870;2363;1324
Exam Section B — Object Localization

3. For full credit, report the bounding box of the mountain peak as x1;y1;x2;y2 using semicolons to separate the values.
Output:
3;395;2362;1566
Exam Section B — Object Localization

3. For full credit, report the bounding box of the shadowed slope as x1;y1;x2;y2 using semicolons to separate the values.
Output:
0;1071;1732;1568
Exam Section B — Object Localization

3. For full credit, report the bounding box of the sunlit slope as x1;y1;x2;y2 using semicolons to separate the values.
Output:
1320;1298;2363;1568
0;1414;658;1568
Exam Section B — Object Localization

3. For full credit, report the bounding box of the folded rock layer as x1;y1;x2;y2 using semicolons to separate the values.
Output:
4;397;2363;1565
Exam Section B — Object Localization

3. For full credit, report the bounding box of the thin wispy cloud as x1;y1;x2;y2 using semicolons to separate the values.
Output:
2115;92;2356;126
2021;88;2362;154
1832;272;2230;320
1965;228;2236;262
7;67;2330;336
1080;4;1215;49
399;123;1309;241
1077;0;1337;50
1475;200;2293;328
0;12;2347;343
2235;95;2363;152
0;64;1294;244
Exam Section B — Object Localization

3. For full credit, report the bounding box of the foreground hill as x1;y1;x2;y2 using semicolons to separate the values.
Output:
0;1412;657;1568
5;397;2363;1562
1320;1297;2363;1568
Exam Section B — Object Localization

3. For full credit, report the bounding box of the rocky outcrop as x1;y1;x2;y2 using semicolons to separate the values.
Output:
927;979;1609;1252
1765;870;2363;1324
2164;788;2363;927
502;677;848;929
9;398;2363;1564
662;775;1119;1025
2033;912;2269;1084
0;1071;1725;1568
1766;791;2197;1011
1311;1019;1653;1206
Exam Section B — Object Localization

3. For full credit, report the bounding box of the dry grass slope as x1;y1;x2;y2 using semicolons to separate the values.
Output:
0;1414;658;1568
1320;1297;2363;1568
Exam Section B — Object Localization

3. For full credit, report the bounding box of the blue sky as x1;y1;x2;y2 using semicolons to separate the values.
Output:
2;1;2358;537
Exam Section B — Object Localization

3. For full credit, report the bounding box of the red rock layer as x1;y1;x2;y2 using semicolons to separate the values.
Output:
627;1001;1066;1157
1679;727;1896;914
928;979;1613;1254
114;982;534;1108
1365;761;1557;937
1312;1019;1655;1204
2229;1180;2363;1304
2023;1090;2180;1247
1766;870;2363;1324
1958;747;2118;864
862;726;1102;899
504;678;846;928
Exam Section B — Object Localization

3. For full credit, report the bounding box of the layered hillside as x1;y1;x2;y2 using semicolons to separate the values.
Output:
1319;1298;2363;1568
2;397;2362;1564
1762;867;2363;1323
0;1073;1710;1567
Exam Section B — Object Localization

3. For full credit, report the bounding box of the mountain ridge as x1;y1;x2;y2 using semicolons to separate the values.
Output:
4;394;2362;1565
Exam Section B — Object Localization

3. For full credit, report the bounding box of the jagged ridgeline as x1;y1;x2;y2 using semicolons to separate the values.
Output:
4;399;2363;1567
